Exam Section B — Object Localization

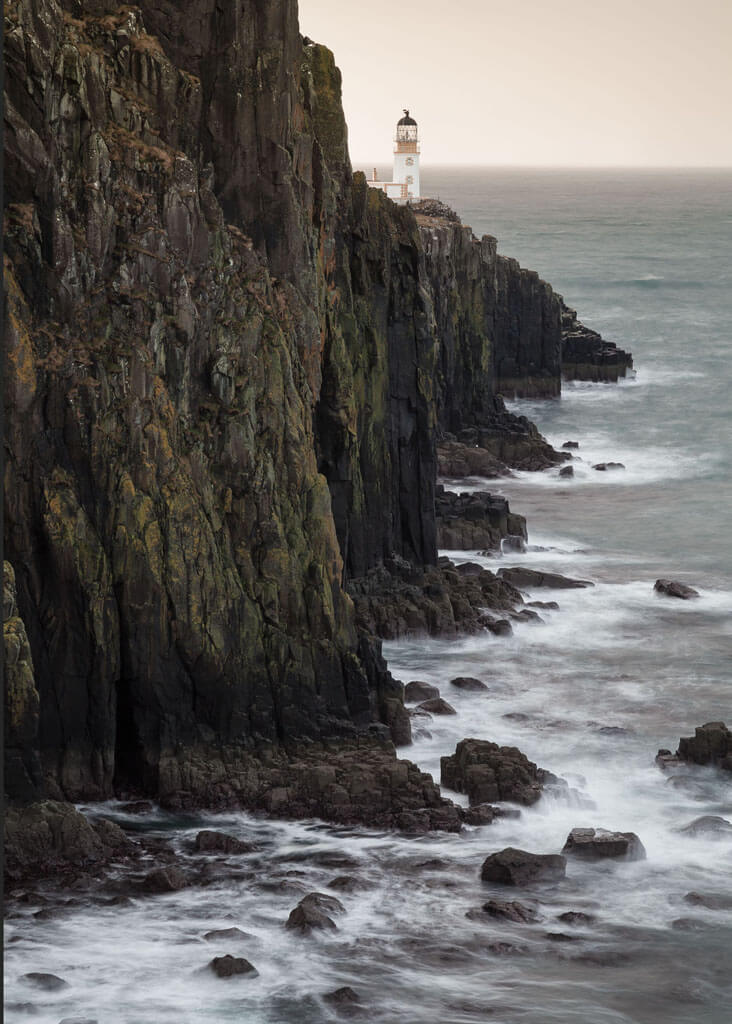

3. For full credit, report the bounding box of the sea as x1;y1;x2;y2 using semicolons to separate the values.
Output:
5;169;732;1023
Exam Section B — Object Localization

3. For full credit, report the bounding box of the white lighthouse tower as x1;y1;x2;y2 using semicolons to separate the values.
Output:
393;110;420;200
366;110;421;203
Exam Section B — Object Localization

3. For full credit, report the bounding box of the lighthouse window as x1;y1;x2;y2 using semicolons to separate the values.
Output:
406;175;414;184
406;157;414;166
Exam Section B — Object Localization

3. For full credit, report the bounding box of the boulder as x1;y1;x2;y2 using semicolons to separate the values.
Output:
194;830;255;854
559;465;574;478
562;441;580;449
593;462;625;471
463;803;497;826
557;911;595;926
323;986;362;1009
449;676;488;692
562;828;646;861
479;899;540;923
404;680;439;703
678;815;732;836
208;955;258;978
654;579;700;600
676;722;731;770
497;567;593;590
141;866;188;893
285;892;345;934
481;848;566;886
683;891;732;911
440;738;548;806
22;973;69;991
203;927;253;942
417;698;456;716
482;617;513;636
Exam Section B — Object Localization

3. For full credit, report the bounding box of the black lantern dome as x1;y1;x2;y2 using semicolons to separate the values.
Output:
397;109;417;126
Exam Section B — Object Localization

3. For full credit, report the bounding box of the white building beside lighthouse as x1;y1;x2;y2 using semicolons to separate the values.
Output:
366;110;421;203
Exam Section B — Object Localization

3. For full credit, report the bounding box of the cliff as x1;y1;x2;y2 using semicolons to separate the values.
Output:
3;0;592;831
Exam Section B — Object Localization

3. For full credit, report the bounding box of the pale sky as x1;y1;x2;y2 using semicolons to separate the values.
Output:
299;0;732;166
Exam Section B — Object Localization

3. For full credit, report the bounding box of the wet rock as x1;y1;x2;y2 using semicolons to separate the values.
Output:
481;848;566;886
203;927;253;942
441;738;549;806
678;815;732;836
327;875;369;893
324;986;362;1007
194;830;256;854
676;722;731;770
118;801;154;815
404;681;439;702
497;568;593;590
417;698;457;716
22;973;69;991
527;601;559;610
545;931;582;942
562;827;646;861
559;465;574;478
502;535;527;553
654;579;700;600
593;462;625;471
286;892;345;934
562;441;580;449
683;891;732;911
449;676;488;692
557;910;595;926
482;618;513;636
436;488;527;553
208;955;258;978
510;608;543;623
141;866;188;893
463;803;498;826
480;899;541;923
671;917;711;932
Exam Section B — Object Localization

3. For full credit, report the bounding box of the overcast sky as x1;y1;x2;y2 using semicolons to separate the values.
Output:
299;0;732;166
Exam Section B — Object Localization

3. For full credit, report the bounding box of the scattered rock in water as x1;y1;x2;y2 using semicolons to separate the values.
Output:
562;828;646;861
482;617;513;636
559;465;574;478
510;608;543;623
557;910;595;926
589;722;634;737
683;891;732;911
203;927;253;942
449;676;488;692
140;866;188;893
497;567;593;590
678;815;732;836
562;441;580;450
194;830;256;854
480;899;541;923
654;579;700;600
22;973;69;991
118;801;154;814
327;875;369;893
545;931;582;942
593;462;625;471
676;721;731;771
323;986;361;1007
481;848;567;886
404;680;439;702
286;892;345;934
208;955;258;978
417;697;457;716
501;534;527;553
527;600;559;610
463;803;498;826
441;738;549;806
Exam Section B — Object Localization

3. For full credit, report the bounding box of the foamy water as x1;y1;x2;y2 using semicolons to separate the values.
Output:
6;170;732;1023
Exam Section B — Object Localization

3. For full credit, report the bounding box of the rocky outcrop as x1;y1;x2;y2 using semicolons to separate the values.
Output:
436;488;526;552
561;301;633;383
440;738;550;806
562;828;646;861
654;579;700;600
497;567;594;590
677;723;732;772
480;848;567;886
4;561;41;800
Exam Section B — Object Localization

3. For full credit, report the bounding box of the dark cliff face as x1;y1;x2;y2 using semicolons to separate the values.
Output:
4;0;566;807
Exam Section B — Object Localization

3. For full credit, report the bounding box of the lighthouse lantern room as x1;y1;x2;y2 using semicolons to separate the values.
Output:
366;110;421;203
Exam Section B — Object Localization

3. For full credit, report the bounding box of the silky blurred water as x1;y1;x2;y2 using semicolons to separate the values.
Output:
5;170;732;1023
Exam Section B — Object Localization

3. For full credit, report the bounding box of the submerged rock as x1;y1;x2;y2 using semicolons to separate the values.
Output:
404;681;439;703
208;955;258;978
557;911;595;926
463;803;498;826
441;738;549;806
449;676;489;692
21;973;69;991
654;579;700;600
323;986;362;1006
141;866;188;893
562;441;580;449
593;462;625;471
559;465;574;478
562;828;646;861
286;892;345;934
497;568;593;590
481;848;567;886
203;927;253;942
479;899;541;923
418;698;457;716
194;831;256;854
683;891;732;911
678;815;732;836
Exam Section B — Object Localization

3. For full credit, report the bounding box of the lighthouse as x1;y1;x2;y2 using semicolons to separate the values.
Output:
366;110;421;203
393;110;420;200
